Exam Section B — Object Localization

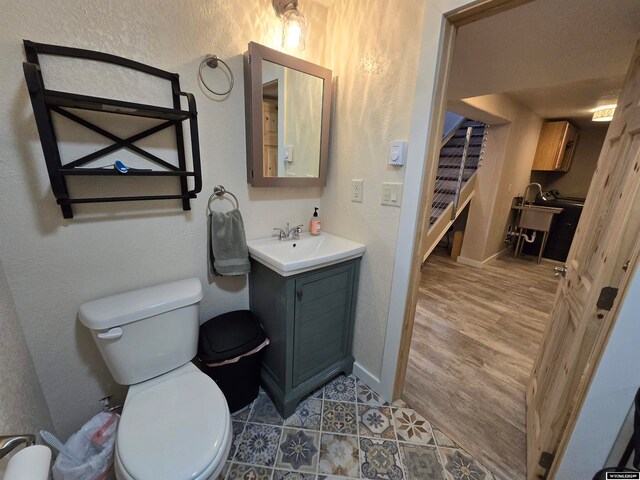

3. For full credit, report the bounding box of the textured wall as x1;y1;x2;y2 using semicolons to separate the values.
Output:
0;258;54;476
322;0;425;376
484;101;542;259
0;0;328;437
457;94;543;263
459;123;510;262
283;69;323;177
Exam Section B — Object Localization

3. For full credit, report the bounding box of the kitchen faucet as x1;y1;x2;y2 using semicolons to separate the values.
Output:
523;183;543;206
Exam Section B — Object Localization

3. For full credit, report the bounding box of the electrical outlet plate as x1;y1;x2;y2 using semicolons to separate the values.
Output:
352;179;363;202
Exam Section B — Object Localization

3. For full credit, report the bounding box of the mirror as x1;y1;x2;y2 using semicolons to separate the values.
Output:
244;42;332;187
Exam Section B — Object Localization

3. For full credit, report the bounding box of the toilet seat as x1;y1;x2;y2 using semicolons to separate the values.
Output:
115;363;231;480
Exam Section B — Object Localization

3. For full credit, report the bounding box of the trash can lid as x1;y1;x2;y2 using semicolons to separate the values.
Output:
198;310;267;364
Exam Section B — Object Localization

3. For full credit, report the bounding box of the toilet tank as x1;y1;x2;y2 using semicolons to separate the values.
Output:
79;278;203;385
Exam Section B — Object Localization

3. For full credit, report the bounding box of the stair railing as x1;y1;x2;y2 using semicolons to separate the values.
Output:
430;122;488;227
451;126;473;220
431;128;471;212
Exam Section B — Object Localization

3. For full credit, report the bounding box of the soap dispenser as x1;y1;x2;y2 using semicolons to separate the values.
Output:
309;207;321;235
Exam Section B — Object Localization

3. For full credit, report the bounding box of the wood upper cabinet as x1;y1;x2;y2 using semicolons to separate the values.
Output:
531;121;579;172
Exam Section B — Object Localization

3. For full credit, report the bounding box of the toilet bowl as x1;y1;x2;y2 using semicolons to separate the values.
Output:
114;364;232;480
79;278;231;480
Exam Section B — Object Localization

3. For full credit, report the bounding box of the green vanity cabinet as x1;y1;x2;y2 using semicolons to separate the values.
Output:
249;258;361;417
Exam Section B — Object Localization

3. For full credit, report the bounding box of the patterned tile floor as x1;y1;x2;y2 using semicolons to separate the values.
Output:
219;374;496;480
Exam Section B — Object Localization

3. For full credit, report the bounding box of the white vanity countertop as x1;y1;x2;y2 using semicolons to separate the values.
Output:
247;232;366;276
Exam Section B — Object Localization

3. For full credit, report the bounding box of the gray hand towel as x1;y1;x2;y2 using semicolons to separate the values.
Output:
208;209;251;276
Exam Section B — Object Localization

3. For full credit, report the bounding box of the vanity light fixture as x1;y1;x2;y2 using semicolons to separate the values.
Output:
273;0;307;52
592;104;616;122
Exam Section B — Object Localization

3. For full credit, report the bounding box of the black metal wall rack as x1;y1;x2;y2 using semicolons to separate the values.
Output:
22;40;202;218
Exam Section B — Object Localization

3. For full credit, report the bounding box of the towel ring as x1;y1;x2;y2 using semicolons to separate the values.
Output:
198;55;234;96
207;185;239;214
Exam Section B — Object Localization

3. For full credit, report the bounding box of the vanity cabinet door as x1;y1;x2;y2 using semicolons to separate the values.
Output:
291;263;356;387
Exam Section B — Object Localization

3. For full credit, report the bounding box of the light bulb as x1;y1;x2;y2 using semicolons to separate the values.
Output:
282;8;306;51
592;105;616;122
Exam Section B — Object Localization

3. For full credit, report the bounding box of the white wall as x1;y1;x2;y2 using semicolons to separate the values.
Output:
283;68;323;177
455;94;543;263
321;0;425;380
379;0;482;399
458;122;510;263
0;0;328;438
0;258;53;477
556;267;640;478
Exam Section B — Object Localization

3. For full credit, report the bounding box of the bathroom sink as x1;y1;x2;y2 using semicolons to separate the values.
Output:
512;205;564;212
247;232;366;276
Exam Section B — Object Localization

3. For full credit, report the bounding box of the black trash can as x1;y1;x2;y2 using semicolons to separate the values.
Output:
196;310;268;413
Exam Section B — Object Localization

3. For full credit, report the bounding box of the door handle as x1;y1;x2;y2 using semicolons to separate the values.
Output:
97;327;123;340
554;266;568;278
297;290;303;301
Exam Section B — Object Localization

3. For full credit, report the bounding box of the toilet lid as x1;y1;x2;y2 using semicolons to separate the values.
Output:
117;369;228;480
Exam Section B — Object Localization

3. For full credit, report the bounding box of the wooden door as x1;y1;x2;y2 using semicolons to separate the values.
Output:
263;100;278;176
527;41;640;479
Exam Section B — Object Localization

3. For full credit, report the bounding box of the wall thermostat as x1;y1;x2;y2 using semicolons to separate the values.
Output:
389;140;407;166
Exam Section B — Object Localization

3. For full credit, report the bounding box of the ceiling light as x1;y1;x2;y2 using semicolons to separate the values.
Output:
592;105;616;122
273;0;307;52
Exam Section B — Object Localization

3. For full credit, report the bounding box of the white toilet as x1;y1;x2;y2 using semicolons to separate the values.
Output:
79;278;232;480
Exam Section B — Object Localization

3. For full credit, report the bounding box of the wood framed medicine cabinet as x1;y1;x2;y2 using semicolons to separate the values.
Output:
244;42;332;187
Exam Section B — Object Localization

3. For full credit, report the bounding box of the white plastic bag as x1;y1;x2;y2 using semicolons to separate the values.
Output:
52;412;119;480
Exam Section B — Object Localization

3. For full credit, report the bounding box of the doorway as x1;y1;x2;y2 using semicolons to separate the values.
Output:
394;0;640;478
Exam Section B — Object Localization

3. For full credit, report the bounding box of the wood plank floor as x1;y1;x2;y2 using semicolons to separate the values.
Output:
402;249;560;480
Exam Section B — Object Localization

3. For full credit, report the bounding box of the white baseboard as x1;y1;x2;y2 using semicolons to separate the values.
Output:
353;361;385;400
457;247;510;269
484;247;510;263
456;256;484;269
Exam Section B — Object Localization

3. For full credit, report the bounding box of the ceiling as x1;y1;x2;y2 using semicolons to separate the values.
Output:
507;77;623;128
448;0;640;124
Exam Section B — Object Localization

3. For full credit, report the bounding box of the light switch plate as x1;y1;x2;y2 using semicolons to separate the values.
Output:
381;182;403;206
352;179;363;202
284;145;294;163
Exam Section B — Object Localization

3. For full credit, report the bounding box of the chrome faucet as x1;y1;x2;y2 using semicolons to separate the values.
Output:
288;224;303;240
273;223;304;240
0;434;36;460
